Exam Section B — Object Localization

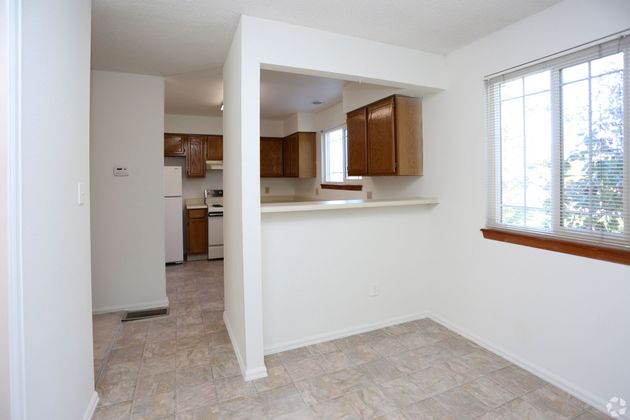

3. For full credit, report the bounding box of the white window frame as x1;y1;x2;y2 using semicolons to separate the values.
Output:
322;125;362;184
486;36;630;250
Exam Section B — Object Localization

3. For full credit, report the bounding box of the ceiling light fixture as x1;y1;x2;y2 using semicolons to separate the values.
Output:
312;99;324;105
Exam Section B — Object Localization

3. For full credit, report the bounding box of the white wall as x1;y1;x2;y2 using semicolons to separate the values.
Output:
91;70;168;313
424;0;630;411
223;15;447;380
0;0;11;416
16;0;97;418
262;206;435;352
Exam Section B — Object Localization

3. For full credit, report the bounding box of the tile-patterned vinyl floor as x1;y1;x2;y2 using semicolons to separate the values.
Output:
93;260;608;419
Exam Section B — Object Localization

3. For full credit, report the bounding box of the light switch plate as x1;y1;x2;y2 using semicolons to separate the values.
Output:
77;182;85;206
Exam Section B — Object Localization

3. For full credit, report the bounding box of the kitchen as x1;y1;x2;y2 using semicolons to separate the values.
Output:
161;70;435;270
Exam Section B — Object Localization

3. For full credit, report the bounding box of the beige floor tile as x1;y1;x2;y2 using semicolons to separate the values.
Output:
480;397;547;420
311;395;361;419
372;410;408;420
219;395;269;419
176;344;210;369
486;365;546;397
404;397;456;420
258;384;309;417
211;358;241;379
462;376;516;408
271;407;316;420
432;386;490;419
369;336;407;357
344;384;399;418
135;371;176;398
143;340;177;360
342;343;381;365
110;345;145;366
139;355;177;377
97;378;137;406
100;361;141;385
379;376;428;407
397;329;444;350
174;403;220;420
319;350;356;373
131;391;176;420
304;341;339;355
215;375;256;401
459;350;511;375
93;401;132;420
409;361;471;396
176;334;209;351
282;356;325;382
176;364;214;391
277;347;313;364
253;365;293;393
176;382;217;412
358;358;403;384
522;385;586;419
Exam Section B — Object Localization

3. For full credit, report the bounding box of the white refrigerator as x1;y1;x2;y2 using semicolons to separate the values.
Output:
164;166;183;263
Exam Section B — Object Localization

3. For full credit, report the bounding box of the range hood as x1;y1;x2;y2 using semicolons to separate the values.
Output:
206;160;223;171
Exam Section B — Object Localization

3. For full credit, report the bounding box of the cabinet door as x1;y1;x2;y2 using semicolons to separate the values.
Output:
187;217;208;255
367;97;397;175
297;132;316;178
283;134;299;177
206;135;223;161
346;108;368;176
164;134;186;156
260;137;284;177
186;136;206;178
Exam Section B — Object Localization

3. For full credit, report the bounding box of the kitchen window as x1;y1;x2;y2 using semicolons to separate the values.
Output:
484;36;630;263
323;126;362;184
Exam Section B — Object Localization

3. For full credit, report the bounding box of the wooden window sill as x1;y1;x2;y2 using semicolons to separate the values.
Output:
320;184;363;191
481;228;630;265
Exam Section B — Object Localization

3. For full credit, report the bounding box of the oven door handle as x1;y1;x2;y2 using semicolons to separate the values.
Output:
208;213;223;218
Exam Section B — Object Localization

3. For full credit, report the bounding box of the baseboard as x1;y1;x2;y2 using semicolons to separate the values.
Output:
264;312;429;355
92;297;170;315
223;311;268;382
428;313;623;419
83;391;99;420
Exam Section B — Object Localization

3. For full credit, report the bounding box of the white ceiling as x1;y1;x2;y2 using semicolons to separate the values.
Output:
94;0;562;118
92;0;562;76
165;69;344;118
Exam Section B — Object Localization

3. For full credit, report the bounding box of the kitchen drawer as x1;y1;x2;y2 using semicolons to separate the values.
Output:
188;208;207;219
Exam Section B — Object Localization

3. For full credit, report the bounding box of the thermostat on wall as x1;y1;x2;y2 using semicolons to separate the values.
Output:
113;166;129;177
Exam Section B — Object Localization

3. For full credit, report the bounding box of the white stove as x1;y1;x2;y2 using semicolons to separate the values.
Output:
207;198;224;260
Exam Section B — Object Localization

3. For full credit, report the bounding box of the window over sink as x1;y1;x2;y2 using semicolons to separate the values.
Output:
323;125;362;183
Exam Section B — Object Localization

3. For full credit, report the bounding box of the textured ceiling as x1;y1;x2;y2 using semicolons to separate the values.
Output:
92;0;563;76
165;69;344;119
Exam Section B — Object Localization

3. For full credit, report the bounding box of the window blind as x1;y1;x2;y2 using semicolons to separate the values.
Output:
486;36;630;249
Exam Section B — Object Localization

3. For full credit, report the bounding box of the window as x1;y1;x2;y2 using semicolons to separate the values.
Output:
323;126;361;183
487;37;630;251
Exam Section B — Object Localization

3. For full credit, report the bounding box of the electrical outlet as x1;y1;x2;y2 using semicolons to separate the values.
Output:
370;285;379;297
113;166;129;177
367;191;373;200
265;186;270;194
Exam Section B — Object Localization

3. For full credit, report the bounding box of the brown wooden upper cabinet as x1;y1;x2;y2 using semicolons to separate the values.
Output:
206;135;223;161
164;133;186;157
260;137;284;177
260;132;316;178
346;95;422;176
284;132;316;178
186;136;206;178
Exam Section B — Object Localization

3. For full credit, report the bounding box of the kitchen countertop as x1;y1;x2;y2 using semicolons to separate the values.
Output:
260;197;439;213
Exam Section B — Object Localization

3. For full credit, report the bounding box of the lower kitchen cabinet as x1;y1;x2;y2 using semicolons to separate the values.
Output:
187;208;207;255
